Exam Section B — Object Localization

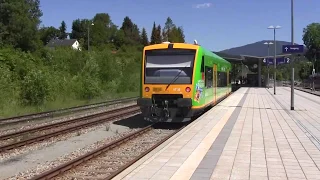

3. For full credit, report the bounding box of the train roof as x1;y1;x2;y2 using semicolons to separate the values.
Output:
200;46;231;66
143;42;231;66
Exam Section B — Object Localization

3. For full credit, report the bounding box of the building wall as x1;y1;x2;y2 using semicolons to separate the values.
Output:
71;41;81;51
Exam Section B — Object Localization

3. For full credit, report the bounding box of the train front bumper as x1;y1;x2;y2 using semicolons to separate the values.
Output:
137;98;192;107
137;97;193;122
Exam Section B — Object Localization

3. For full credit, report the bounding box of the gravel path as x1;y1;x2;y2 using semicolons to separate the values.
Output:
0;113;149;180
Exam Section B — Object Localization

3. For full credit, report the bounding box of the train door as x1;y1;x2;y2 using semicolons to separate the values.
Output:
213;64;217;104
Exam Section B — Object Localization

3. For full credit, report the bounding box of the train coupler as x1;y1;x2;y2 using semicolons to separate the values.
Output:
163;100;170;118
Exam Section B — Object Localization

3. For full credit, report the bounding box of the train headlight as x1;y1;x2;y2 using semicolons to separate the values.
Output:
185;87;191;92
145;87;150;92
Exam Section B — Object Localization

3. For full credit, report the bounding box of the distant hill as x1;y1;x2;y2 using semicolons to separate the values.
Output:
219;40;306;57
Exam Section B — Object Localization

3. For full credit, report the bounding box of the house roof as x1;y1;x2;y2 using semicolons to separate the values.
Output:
46;39;77;47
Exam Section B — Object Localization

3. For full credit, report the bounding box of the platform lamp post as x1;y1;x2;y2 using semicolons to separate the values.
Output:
267;25;281;95
290;0;295;110
87;22;94;51
264;42;273;88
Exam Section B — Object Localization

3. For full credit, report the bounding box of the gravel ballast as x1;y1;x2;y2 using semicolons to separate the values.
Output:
0;114;148;180
0;101;136;134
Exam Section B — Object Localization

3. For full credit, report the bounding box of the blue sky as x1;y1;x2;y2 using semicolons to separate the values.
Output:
39;0;319;51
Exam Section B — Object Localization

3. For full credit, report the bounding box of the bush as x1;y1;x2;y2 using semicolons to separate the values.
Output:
0;64;19;109
20;69;50;106
0;46;141;117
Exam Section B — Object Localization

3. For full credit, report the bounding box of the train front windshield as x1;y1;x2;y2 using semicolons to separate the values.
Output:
144;49;196;84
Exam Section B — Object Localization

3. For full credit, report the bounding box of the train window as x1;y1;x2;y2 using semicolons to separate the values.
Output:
144;49;196;84
217;72;227;87
205;66;213;88
201;56;204;73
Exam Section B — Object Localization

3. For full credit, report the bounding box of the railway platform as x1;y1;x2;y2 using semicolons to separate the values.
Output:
113;87;320;180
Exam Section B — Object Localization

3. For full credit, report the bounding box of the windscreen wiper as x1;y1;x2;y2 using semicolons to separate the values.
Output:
165;65;188;91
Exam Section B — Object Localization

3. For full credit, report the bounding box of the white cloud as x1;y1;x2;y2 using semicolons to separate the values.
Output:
193;3;212;9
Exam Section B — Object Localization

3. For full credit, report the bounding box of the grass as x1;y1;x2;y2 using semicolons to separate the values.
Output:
0;91;138;119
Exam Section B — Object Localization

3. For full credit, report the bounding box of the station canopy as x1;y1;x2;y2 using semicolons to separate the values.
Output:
213;51;293;65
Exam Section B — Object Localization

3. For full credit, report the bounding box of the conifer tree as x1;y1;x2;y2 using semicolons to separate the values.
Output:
162;17;174;42
150;22;157;44
155;24;162;44
141;28;149;46
59;21;68;39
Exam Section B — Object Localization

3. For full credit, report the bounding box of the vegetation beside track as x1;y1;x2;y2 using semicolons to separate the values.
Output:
0;1;185;118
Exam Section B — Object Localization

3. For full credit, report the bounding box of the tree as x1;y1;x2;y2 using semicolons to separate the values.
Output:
140;28;149;46
59;21;68;39
120;16;141;46
91;13;117;47
155;24;162;44
303;23;320;52
162;17;175;42
70;18;91;49
161;17;185;43
168;26;185;43
177;27;185;42
298;61;313;80
302;23;320;72
39;26;60;45
0;0;43;51
150;22;157;44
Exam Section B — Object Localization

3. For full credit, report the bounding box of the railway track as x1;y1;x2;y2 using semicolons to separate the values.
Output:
0;105;140;152
30;123;185;180
0;96;138;126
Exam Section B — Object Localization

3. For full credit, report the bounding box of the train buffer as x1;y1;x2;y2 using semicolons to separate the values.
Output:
113;87;320;180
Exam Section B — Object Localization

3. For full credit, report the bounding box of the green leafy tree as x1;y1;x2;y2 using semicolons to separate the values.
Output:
59;21;68;39
91;13;117;47
303;23;320;53
150;22;157;44
141;28;149;46
302;23;320;72
70;18;91;50
113;29;126;48
39;26;60;45
299;61;313;79
0;0;43;51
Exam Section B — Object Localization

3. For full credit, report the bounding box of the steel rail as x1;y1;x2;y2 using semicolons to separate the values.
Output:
30;124;185;180
0;105;140;151
0;96;138;125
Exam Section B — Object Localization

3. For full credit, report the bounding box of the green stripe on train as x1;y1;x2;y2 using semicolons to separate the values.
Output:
192;46;232;106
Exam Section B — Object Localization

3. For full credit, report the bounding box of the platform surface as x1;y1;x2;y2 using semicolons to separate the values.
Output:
113;87;320;180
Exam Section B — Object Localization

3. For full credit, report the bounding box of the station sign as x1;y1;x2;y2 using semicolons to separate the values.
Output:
263;57;290;65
